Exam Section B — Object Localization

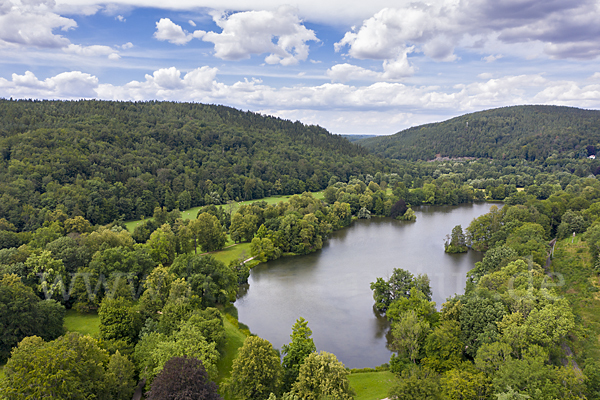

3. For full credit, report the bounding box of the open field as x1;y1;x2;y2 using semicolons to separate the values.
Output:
124;191;324;232
63;309;101;337
348;371;395;400
209;242;253;266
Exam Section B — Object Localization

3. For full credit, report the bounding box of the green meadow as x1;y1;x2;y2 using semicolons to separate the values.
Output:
63;309;101;337
348;371;395;400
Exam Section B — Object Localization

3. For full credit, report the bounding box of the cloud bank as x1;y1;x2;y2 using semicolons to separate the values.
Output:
332;0;600;81
2;67;600;134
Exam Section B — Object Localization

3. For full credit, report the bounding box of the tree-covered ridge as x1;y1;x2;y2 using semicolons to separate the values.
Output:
359;105;600;161
0;99;386;230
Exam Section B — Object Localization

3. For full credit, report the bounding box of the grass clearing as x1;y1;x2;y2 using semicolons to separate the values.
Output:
63;309;100;337
210;242;253;266
216;313;248;398
124;191;325;233
348;371;395;400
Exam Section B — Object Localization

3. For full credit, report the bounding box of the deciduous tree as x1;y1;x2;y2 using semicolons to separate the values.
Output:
227;336;282;400
292;351;354;400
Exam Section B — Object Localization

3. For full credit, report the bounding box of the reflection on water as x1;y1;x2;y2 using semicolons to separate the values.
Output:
235;203;493;368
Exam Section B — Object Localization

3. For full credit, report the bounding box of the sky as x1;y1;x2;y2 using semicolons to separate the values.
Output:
1;0;600;135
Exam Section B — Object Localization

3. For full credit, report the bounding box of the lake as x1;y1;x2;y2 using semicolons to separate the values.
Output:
235;203;495;368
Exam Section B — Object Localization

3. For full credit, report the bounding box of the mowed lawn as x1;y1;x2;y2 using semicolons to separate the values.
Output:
348;371;396;400
209;242;253;266
216;315;248;385
63;309;101;337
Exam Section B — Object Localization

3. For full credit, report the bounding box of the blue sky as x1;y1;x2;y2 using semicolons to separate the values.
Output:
1;0;599;135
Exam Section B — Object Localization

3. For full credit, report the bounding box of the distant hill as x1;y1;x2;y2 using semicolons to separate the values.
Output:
0;99;387;229
358;105;600;161
340;134;378;143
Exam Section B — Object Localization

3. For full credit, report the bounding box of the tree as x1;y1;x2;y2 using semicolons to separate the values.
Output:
135;320;220;385
467;245;518;285
24;250;67;301
466;205;503;251
370;268;432;312
389;310;430;364
105;350;138;400
147;224;177;265
169;254;237;307
281;317;316;392
583;358;600;400
504;223;548;267
459;292;506;358
99;296;144;344
64;216;92;234
251;237;281;263
402;208;416;221
190;213;227;254
45;236;92;275
445;225;468;253
138;265;176;318
0;231;22;251
146;356;222;400
227;336;282;400
357;206;371;219
0;333;136;399
386;287;438;325
323;186;338;204
491;346;575;400
422;320;463;373
388;366;442;400
178;190;192;210
390;199;408;219
0;274;64;362
292;351;354;400
441;363;490;400
230;212;259;243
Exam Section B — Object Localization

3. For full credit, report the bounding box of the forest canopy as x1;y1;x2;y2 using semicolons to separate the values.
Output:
359;105;600;161
0;99;386;230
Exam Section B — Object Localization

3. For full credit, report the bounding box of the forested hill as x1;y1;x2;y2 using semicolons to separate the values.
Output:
0;99;386;230
358;105;600;161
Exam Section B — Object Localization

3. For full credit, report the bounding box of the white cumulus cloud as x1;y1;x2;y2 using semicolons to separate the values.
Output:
201;6;319;65
0;0;76;48
154;17;205;45
153;7;319;66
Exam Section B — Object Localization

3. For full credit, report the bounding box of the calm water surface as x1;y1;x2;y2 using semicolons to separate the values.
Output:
235;203;495;368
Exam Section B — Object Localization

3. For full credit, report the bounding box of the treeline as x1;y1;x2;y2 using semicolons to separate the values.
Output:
372;174;600;399
359;105;600;161
0;99;389;231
